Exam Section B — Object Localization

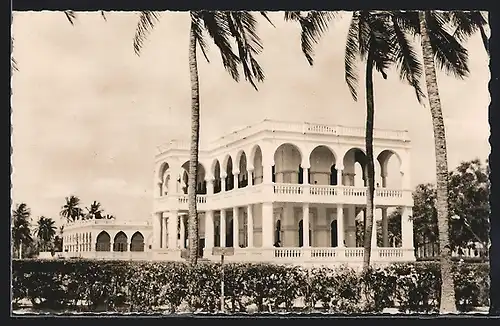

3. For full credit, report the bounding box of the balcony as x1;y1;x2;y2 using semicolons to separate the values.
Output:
154;184;413;212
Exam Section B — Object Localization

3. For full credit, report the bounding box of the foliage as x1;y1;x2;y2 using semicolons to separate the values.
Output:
35;216;57;252
412;159;490;249
12;203;33;258
12;260;489;313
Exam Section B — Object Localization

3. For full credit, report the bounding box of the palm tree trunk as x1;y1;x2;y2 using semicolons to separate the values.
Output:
187;22;200;265
419;11;457;314
19;239;22;259
363;53;376;271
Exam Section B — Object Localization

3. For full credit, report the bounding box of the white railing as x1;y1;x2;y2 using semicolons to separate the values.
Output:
273;184;303;195
177;195;207;204
378;248;404;259
310;248;337;258
274;248;303;258
158;119;409;154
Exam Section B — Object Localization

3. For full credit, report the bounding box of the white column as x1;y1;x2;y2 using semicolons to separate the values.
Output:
337;205;344;247
233;171;239;189
161;215;167;249
382;208;389;247
205;210;214;249
303;204;310;247
221;173;227;192
153;213;162;249
263;163;273;183
206;178;214;195
337;165;343;186
247;204;254;247
233;207;239;247
167;211;178;249
248;169;254;186
401;206;414;248
220;209;226;247
303;164;309;185
179;215;185;249
371;209;377;248
262;202;274;247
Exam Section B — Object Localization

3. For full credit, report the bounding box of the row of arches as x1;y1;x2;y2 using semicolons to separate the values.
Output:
158;144;403;196
95;231;145;252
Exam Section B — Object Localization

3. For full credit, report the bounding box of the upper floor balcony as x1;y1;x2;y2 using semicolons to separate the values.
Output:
153;119;413;212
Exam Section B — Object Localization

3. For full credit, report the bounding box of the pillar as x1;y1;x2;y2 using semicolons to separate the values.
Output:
262;202;274;247
303;164;310;185
153;213;162;249
220;209;226;247
233;171;239;189
247;204;254;247
381;172;387;188
167;211;178;249
371;209;377;249
206;178;214;195
263;162;273;183
161;215;168;249
179;215;186;249
401;206;414;248
233;207;239;247
337;205;344;247
248;169;254;186
382;208;389;247
302;204;310;247
205;210;214;249
337;165;343;186
221;173;227;192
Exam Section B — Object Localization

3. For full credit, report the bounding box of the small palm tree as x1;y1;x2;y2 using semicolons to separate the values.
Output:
134;10;273;264
60;195;83;223
85;201;103;219
12;203;33;259
35;216;57;252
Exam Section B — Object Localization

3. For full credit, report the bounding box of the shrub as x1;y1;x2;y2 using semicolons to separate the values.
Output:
11;259;490;314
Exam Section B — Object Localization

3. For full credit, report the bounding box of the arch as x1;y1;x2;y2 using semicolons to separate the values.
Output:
130;231;145;252
156;161;171;182
225;156;235;191
274;143;303;184
96;231;111;252
330;220;338;247
113;231;128;252
251;145;264;185
298;220;312;248
376;149;403;188
213;160;222;193
309;145;338;186
342;147;368;187
238;151;249;188
181;161;207;194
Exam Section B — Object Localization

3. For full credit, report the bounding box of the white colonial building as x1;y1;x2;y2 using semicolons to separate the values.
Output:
59;219;153;260
152;119;416;267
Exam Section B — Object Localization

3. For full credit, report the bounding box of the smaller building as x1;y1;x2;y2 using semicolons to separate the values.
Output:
59;219;153;260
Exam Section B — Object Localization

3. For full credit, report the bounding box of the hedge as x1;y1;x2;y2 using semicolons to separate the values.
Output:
11;259;490;314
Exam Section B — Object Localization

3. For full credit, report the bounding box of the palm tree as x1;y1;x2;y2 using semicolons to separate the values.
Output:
133;11;272;264
289;11;424;270
12;203;33;259
85;201;103;219
450;11;489;56
60;195;83;223
35;216;57;251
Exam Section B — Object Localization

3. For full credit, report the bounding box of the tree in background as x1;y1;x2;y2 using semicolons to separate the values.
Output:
12;203;33;259
60;195;83;223
35;216;57;252
84;201;103;220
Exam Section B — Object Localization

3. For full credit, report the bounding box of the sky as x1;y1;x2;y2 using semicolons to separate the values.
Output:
11;11;491;226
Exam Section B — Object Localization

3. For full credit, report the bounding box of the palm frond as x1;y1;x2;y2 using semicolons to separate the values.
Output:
200;11;240;82
391;15;425;104
133;11;161;56
64;10;76;25
427;11;470;79
101;10;107;21
190;12;211;63
260;11;275;28
285;11;336;65
451;11;489;56
358;11;372;60
345;13;360;101
226;11;266;90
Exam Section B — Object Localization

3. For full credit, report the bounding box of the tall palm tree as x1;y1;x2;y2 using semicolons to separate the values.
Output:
85;201;103;219
60;195;83;223
133;11;272;264
12;203;33;259
289;11;424;270
35;216;56;251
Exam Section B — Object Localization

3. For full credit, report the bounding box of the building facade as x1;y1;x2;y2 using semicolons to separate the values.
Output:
152;119;415;267
59;219;153;260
